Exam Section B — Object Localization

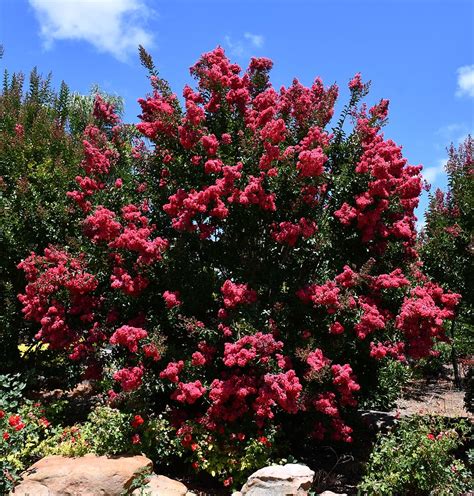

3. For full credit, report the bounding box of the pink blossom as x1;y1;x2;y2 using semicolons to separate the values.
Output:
163;290;181;308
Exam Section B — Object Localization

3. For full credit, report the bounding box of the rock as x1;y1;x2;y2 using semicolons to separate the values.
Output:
11;454;153;496
318;492;348;496
10;480;51;495
68;380;93;399
240;463;315;495
131;474;188;496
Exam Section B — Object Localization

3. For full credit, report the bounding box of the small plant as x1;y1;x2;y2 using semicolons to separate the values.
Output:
0;402;53;493
140;414;183;468
82;406;133;455
0;373;27;411
121;466;153;496
360;359;411;411
358;415;472;495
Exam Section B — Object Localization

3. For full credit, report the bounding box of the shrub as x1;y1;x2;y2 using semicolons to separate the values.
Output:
360;359;411;411
0;402;53;493
16;47;461;485
82;406;133;455
0;373;27;411
358;415;472;495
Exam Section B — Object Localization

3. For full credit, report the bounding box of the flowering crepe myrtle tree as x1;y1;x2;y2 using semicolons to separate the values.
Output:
17;47;460;482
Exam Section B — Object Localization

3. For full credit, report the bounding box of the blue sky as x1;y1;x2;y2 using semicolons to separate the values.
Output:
1;0;473;224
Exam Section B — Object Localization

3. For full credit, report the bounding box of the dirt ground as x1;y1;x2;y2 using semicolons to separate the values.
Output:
396;377;471;418
395;365;472;419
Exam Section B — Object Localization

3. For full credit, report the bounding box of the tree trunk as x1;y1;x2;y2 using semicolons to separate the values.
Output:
450;318;462;389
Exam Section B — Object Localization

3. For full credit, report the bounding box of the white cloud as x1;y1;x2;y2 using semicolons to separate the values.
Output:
423;158;447;183
224;35;245;58
225;32;264;58
29;0;155;62
244;32;264;48
456;64;474;97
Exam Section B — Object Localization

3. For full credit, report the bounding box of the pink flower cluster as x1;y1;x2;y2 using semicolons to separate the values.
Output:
113;366;143;391
271;218;317;246
296;148;327;177
160;360;185;383
163;290;181;308
171;380;206;404
16;47;463;464
220;280;257;309
331;364;360;406
223;332;284;367
109;325;148;353
370;341;406;361
335;130;422;252
93;94;119;124
17;247;98;349
307;348;331;373
396;283;460;358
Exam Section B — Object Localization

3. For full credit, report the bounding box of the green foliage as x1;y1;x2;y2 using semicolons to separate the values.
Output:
139;414;184;468
0;68;81;371
36;425;92;458
120;466;154;496
37;406;134;458
0;373;26;411
358;416;472;495
421;136;473;303
82;406;133;455
360;359;412;411
0;402;53;493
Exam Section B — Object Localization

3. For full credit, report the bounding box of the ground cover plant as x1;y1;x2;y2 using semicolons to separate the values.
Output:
358;415;472;495
7;47;467;488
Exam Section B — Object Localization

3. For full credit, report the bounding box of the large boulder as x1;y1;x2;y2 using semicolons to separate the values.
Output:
131;474;188;496
240;463;315;495
11;454;153;496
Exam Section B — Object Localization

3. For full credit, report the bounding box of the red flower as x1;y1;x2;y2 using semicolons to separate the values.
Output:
223;477;233;487
427;433;435;441
131;415;144;429
3;432;10;441
39;417;50;428
0;410;4;419
8;415;21;428
132;434;141;444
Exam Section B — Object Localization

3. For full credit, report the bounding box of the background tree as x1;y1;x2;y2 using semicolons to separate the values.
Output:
0;68;122;372
420;136;473;386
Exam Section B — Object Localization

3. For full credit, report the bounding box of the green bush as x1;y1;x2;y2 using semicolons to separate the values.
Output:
0;402;54;493
0;373;27;411
83;406;133;455
360;359;411;411
358;415;472;495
